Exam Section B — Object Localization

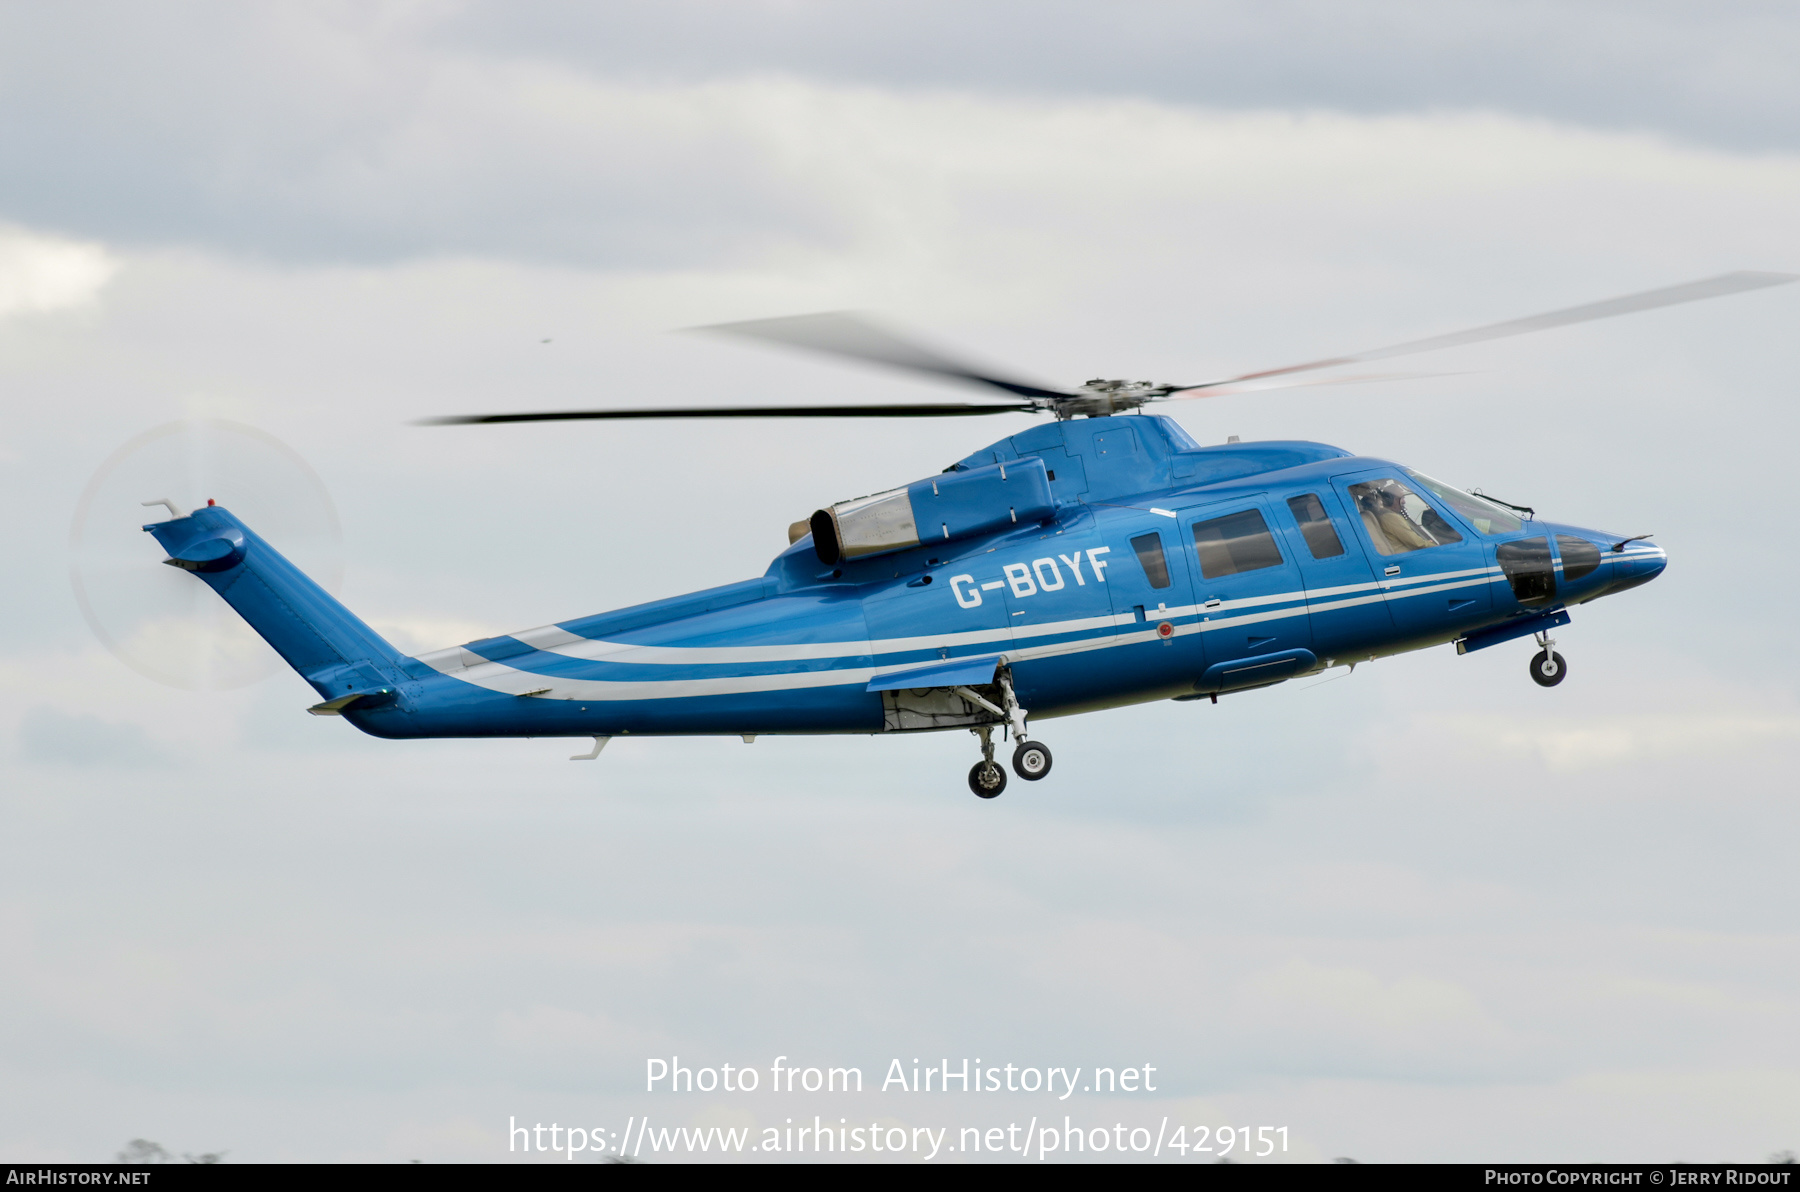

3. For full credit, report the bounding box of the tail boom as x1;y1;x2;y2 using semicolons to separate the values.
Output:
146;506;411;714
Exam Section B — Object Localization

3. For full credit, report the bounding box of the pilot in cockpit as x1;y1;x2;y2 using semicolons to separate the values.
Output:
1375;486;1436;552
1355;482;1439;554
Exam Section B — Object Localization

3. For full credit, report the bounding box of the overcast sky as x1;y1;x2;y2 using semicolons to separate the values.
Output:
2;1;1797;1163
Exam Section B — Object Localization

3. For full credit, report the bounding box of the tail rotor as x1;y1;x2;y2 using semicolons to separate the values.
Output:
70;419;342;690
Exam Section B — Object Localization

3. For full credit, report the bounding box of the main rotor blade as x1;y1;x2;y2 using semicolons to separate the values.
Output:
1164;371;1457;401
420;402;1039;425
695;311;1074;401
1171;270;1798;393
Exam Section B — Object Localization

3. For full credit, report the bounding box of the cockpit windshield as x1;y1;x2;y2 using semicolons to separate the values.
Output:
1402;470;1525;535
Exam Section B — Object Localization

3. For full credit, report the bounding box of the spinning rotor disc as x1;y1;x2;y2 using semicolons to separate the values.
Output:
70;419;342;690
424;271;1797;426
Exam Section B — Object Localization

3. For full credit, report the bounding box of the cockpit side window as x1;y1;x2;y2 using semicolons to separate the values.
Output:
1286;493;1345;559
1130;532;1171;589
1347;478;1464;556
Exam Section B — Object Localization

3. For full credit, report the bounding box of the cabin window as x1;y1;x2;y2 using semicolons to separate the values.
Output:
1192;508;1284;579
1556;534;1603;582
1286;493;1345;559
1402;470;1524;535
1130;532;1171;589
1347;478;1463;556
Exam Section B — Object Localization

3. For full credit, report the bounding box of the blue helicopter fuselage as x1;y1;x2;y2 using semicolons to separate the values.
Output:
145;415;1665;744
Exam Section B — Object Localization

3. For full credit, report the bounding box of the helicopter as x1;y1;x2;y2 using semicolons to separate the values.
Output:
140;272;1790;797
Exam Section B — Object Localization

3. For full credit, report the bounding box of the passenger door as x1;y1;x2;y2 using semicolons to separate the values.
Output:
1277;488;1394;663
1180;497;1314;683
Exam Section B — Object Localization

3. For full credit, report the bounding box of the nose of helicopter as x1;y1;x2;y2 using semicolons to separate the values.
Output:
1604;536;1667;593
1542;526;1665;601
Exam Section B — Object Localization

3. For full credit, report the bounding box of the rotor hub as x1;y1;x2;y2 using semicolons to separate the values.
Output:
1046;379;1166;419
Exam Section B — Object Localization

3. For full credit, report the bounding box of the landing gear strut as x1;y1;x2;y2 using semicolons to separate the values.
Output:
1529;630;1567;688
968;726;1006;798
964;667;1051;797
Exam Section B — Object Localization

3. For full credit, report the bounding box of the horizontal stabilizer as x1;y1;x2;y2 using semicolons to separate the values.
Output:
160;528;245;572
307;688;398;716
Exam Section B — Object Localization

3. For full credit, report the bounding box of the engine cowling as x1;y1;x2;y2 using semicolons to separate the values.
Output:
808;457;1054;565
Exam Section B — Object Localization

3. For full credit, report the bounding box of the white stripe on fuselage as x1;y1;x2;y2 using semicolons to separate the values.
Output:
418;549;1655;696
434;582;1330;671
419;651;885;700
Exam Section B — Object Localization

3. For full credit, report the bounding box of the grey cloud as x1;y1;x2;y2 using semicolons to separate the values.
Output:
4;2;1800;266
437;0;1800;151
0;5;840;267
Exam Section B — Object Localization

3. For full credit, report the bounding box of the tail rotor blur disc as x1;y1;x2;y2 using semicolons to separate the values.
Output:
70;419;342;690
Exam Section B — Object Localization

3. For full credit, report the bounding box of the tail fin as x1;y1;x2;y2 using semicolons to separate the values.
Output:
145;505;412;710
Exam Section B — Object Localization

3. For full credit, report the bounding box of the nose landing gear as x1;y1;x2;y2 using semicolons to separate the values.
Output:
1529;630;1567;687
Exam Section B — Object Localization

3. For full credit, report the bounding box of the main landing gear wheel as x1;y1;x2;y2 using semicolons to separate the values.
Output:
968;761;1008;798
1529;649;1567;687
1012;740;1052;781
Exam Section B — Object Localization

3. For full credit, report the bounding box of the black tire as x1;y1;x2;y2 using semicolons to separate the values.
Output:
1529;649;1567;687
968;761;1007;799
1012;740;1053;781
